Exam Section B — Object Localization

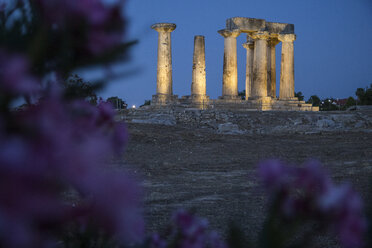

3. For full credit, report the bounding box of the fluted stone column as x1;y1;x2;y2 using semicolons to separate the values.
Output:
250;31;270;99
242;37;254;100
218;29;240;99
278;34;296;100
151;23;176;104
267;38;280;98
191;35;206;97
191;35;209;108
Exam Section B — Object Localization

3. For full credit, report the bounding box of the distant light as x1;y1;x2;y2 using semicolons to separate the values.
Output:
132;105;136;109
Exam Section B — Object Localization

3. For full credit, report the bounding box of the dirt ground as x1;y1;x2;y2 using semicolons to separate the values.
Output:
116;115;372;246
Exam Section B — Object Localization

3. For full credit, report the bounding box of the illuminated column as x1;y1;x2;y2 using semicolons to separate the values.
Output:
250;31;270;98
218;29;240;99
242;37;254;100
191;35;209;108
278;34;296;100
191;35;206;97
151;23;176;98
267;38;280;98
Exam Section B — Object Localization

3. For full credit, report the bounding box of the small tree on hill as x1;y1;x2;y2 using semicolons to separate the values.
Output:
63;74;99;105
107;96;127;110
345;97;356;109
140;100;151;107
295;91;304;101
356;84;372;105
306;95;321;107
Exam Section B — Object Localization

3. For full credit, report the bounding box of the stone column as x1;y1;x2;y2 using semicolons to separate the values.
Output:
278;34;296;100
250;31;270;99
191;35;209;108
151;23;176;104
191;35;206;97
242;37;254;100
218;29;240;99
267;38;280;98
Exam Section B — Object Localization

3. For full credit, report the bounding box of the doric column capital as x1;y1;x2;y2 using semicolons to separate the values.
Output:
151;23;176;33
250;31;270;40
242;42;254;50
278;34;296;43
218;29;241;38
268;37;280;47
246;36;254;43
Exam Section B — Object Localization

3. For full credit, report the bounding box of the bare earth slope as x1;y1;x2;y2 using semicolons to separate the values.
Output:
116;110;372;245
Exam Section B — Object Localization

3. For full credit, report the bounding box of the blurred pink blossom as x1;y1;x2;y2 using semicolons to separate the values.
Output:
0;51;39;95
171;209;227;248
33;0;125;55
258;160;367;248
0;94;143;247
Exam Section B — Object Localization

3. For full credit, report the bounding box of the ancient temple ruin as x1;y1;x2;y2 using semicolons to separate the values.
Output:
150;17;318;111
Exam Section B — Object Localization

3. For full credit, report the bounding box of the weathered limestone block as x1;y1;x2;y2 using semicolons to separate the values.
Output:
191;35;209;107
250;31;270;99
226;17;266;32
278;34;296;100
242;36;254;100
151;23;176;104
218;29;241;99
265;22;295;34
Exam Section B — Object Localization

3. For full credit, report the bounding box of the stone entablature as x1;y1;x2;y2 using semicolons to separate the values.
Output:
226;17;295;34
149;17;318;111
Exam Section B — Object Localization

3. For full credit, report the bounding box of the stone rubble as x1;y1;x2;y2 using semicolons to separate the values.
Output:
119;109;372;135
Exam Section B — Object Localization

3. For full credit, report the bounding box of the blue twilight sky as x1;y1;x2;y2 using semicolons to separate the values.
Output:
98;0;372;107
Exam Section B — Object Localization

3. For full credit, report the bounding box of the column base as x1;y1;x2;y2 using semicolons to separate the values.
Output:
279;97;298;101
191;94;210;109
248;96;272;102
151;94;178;106
218;95;241;100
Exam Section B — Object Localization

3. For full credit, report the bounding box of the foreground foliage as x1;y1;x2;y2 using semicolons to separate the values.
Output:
0;1;369;248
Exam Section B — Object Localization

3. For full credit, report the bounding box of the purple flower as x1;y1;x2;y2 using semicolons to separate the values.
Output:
318;184;366;248
170;210;227;248
34;0;125;56
295;160;330;195
258;160;291;192
0;51;39;95
149;234;167;248
258;160;367;248
87;30;123;55
338;214;366;248
34;0;107;26
208;231;228;248
173;209;208;239
0;93;143;247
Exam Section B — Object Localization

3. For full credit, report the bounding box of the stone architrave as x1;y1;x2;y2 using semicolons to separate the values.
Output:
191;36;207;98
242;36;254;100
151;23;176;102
218;29;241;99
250;31;270;99
278;34;296;100
267;37;280;98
